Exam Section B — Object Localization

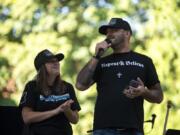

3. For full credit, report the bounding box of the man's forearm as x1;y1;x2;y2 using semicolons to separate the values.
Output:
143;87;163;103
76;57;99;90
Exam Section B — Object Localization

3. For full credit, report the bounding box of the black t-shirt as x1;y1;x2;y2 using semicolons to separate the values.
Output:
19;80;81;135
93;51;160;132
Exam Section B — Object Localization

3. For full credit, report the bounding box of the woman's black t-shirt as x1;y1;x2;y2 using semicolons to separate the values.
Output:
19;80;81;135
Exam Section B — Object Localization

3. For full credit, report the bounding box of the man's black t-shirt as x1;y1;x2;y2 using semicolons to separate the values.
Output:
19;80;81;135
93;51;160;132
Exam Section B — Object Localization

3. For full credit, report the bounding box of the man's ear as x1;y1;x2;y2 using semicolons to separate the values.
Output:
126;31;131;36
125;31;131;37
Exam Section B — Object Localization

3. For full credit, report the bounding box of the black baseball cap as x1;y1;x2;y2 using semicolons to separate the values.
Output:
34;49;64;71
99;18;132;35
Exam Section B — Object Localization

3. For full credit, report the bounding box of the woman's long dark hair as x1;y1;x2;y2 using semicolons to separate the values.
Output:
36;65;66;96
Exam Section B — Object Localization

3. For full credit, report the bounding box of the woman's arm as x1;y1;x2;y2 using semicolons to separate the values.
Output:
22;99;79;125
22;106;62;124
64;109;79;124
60;99;79;124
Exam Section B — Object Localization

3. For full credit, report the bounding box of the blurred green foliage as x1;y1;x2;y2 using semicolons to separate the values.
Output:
0;0;180;135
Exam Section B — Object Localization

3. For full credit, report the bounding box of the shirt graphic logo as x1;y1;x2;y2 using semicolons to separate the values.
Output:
40;93;70;102
117;72;122;78
101;60;144;68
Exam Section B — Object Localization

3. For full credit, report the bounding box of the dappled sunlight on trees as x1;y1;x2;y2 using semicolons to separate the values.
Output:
0;0;179;134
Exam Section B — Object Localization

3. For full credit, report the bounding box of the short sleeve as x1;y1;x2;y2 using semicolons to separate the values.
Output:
19;81;38;109
145;58;160;87
93;61;102;82
67;83;81;111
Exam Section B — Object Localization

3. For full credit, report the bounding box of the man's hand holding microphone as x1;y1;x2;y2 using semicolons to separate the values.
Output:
94;39;112;60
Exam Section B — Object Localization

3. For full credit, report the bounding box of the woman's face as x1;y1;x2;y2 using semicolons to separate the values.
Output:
45;58;60;76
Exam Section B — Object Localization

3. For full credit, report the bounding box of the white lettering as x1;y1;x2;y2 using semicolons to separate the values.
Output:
101;60;144;68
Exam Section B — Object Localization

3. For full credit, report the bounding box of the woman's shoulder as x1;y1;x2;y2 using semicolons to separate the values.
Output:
24;80;38;93
62;80;73;87
26;79;36;86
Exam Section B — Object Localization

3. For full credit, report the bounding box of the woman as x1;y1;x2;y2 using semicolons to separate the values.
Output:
19;49;81;135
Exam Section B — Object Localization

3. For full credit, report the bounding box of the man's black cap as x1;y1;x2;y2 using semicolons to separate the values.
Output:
34;49;64;71
99;18;132;35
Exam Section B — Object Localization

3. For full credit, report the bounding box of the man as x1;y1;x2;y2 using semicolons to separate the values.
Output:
76;18;163;135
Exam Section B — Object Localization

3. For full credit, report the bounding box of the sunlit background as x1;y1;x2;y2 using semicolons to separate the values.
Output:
0;0;180;135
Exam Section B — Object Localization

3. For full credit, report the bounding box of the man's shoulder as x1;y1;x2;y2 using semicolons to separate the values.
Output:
131;51;152;60
100;51;153;62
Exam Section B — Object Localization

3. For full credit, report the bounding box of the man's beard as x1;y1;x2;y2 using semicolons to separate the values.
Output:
111;36;125;50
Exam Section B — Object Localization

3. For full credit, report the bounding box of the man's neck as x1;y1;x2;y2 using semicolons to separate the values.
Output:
113;47;131;53
113;40;130;53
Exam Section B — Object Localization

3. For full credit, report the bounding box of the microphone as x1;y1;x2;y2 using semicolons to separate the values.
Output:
144;113;156;129
96;39;112;58
105;38;112;44
151;114;156;129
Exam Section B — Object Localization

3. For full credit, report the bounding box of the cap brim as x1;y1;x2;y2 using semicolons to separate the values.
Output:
55;53;64;61
99;25;121;35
